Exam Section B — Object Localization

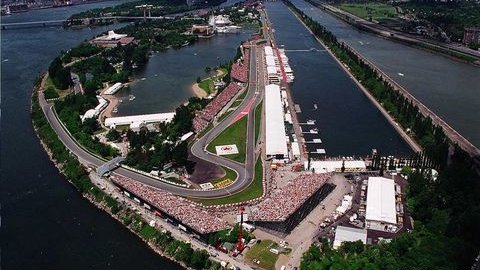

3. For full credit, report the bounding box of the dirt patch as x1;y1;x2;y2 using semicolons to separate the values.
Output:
188;152;225;184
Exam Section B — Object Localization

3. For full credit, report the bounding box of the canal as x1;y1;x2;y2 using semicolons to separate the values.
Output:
290;0;480;149
265;1;413;157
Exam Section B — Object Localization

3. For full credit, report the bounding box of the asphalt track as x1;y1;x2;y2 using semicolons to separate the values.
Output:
40;41;265;198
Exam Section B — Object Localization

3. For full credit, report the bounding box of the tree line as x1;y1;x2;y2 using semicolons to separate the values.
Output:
285;1;480;268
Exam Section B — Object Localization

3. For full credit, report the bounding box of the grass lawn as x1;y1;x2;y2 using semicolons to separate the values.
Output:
246;240;279;270
254;101;262;145
194;157;263;206
211;166;237;187
206;116;247;163
198;78;214;95
338;3;398;21
45;77;71;98
237;88;248;100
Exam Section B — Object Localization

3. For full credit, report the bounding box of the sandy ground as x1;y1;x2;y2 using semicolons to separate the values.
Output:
192;83;208;98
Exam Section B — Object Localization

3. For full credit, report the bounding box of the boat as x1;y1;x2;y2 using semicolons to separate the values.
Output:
129;95;136;101
112;107;118;113
310;128;319;134
398;72;404;77
306;120;316;125
141;77;146;81
119;99;123;103
313;104;318;110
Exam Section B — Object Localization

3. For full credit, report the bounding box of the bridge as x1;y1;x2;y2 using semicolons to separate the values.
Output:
1;16;176;30
97;156;125;176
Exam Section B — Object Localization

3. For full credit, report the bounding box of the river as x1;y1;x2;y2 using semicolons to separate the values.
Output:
265;2;412;156
289;0;480;149
1;1;189;269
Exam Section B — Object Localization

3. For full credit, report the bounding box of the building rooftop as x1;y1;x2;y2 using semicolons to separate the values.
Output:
366;177;397;224
333;225;367;249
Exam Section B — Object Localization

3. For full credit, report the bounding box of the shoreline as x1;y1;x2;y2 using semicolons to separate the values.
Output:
31;78;191;270
191;82;208;98
191;69;227;98
288;5;422;154
314;2;480;66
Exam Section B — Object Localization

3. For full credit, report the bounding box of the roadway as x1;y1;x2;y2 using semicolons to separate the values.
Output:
39;39;266;198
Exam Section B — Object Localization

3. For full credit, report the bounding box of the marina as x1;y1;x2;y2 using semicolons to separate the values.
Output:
265;1;413;157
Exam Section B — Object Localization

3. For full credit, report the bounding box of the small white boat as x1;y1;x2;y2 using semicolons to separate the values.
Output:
398;72;404;77
141;77;146;81
313;104;318;110
112;107;118;113
129;95;135;101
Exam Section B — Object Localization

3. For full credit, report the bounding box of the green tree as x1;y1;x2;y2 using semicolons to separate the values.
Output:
106;128;121;141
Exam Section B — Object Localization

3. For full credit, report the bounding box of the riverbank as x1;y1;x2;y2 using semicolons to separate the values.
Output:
312;1;480;66
286;4;422;154
191;69;227;98
32;76;228;270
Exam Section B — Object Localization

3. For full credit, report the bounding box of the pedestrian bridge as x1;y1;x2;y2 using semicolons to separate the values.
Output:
97;156;125;176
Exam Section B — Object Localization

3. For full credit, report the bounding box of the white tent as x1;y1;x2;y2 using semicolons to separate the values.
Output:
265;84;288;158
366;177;397;224
333;226;367;249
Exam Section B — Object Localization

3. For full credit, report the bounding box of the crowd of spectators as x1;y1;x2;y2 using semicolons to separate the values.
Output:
250;173;332;222
193;82;242;132
230;48;249;83
112;176;230;234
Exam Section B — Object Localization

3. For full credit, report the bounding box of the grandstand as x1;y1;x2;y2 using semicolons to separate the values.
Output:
250;173;335;234
111;176;230;241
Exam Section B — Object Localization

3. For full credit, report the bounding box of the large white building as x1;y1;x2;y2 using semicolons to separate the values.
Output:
104;82;123;95
265;84;288;159
81;95;107;122
306;160;367;173
365;177;397;231
105;112;175;131
333;225;367;249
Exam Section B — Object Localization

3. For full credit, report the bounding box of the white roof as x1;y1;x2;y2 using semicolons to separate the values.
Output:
306;160;366;173
105;112;175;127
130;122;144;129
291;141;300;157
180;131;194;141
95;30;127;41
265;84;288;157
267;66;278;75
266;55;276;66
82;109;97;120
104;82;123;95
333;226;367;249
366;177;397;224
264;46;274;56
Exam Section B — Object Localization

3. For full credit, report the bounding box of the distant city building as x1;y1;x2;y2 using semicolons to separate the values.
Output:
463;27;480;45
90;30;135;48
